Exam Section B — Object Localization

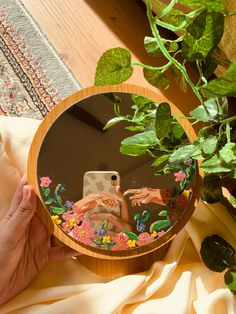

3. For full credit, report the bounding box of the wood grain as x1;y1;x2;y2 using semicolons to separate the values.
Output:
28;84;202;277
21;0;202;120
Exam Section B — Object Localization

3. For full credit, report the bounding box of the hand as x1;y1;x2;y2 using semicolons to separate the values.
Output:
89;186;132;235
124;187;171;206
0;176;79;305
74;193;122;213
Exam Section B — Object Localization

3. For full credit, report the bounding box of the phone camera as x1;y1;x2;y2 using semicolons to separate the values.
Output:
111;175;117;181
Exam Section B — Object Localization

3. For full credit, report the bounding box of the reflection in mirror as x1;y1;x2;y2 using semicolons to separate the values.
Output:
37;92;195;251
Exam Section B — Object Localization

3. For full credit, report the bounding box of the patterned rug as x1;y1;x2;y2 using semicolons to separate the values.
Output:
0;0;81;119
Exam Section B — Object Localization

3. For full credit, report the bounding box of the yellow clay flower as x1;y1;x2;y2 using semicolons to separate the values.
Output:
182;189;190;198
151;231;157;238
102;235;111;244
51;215;62;225
70;217;77;227
128;239;136;248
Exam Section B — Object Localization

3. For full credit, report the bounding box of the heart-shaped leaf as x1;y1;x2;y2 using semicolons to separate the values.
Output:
95;47;133;85
143;68;169;90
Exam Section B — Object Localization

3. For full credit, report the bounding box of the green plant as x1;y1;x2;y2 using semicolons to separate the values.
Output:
94;0;236;206
200;234;236;293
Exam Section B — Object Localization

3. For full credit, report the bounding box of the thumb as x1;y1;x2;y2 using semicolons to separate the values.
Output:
9;185;36;234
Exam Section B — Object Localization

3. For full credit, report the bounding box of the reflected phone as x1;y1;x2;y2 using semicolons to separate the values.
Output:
83;171;121;230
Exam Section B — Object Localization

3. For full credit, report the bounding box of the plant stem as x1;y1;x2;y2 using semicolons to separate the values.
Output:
146;0;203;104
131;61;171;71
159;0;177;18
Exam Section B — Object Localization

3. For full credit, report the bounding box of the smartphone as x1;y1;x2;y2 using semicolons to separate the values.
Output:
83;171;121;230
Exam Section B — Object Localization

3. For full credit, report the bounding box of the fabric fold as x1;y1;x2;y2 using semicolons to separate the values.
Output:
0;116;235;314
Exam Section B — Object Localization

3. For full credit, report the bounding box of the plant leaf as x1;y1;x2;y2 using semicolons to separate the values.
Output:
202;62;236;97
50;206;65;214
169;145;199;162
190;97;227;122
155;102;173;139
182;11;224;61
200;234;235;272
224;270;236;294
94;47;133;85
171;67;188;93
103;116;127;130
150;220;171;233
219;143;236;164
172;123;185;139
179;0;225;13
151;154;169;167
200;135;218;155
123;231;138;240
143;68;169;90
200;154;233;173
144;37;178;56
125;126;145;132
120;131;159;156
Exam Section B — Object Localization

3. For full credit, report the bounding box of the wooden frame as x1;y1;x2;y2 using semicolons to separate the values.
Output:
28;84;202;275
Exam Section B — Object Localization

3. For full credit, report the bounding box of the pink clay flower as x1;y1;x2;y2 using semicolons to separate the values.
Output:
72;221;95;245
136;232;154;246
112;232;129;251
174;171;186;182
40;176;52;188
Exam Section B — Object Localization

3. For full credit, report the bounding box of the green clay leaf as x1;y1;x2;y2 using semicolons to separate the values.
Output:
155;102;173;140
150;220;171;233
123;231;138;241
158;210;170;217
202;62;236;97
151;154;170;167
103;116;127;130
44;198;54;205
200;234;235;272
120;131;159;156
143;68;169;90
169;145;199;162
94;47;133;85
182;11;224;61
224;270;236;294
50;206;66;214
144;37;178;56
43;188;50;197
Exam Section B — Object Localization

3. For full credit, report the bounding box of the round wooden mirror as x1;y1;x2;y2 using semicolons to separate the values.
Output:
28;84;201;277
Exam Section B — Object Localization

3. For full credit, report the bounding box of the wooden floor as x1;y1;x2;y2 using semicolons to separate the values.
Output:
21;0;200;116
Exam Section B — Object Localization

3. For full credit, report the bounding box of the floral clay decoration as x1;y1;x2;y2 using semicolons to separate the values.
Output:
39;157;195;251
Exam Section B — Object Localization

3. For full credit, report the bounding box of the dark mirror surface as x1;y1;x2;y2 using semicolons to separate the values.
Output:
37;92;195;251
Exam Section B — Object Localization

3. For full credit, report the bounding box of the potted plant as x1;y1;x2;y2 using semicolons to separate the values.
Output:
94;0;236;291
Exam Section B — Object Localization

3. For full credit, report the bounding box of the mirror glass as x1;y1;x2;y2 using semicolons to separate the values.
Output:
37;92;196;251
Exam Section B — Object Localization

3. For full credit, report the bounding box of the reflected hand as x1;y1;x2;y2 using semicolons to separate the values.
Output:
89;212;132;236
0;176;79;306
74;193;121;213
124;187;171;206
87;186;131;235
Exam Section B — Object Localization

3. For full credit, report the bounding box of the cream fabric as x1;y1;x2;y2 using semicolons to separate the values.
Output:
0;116;235;314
